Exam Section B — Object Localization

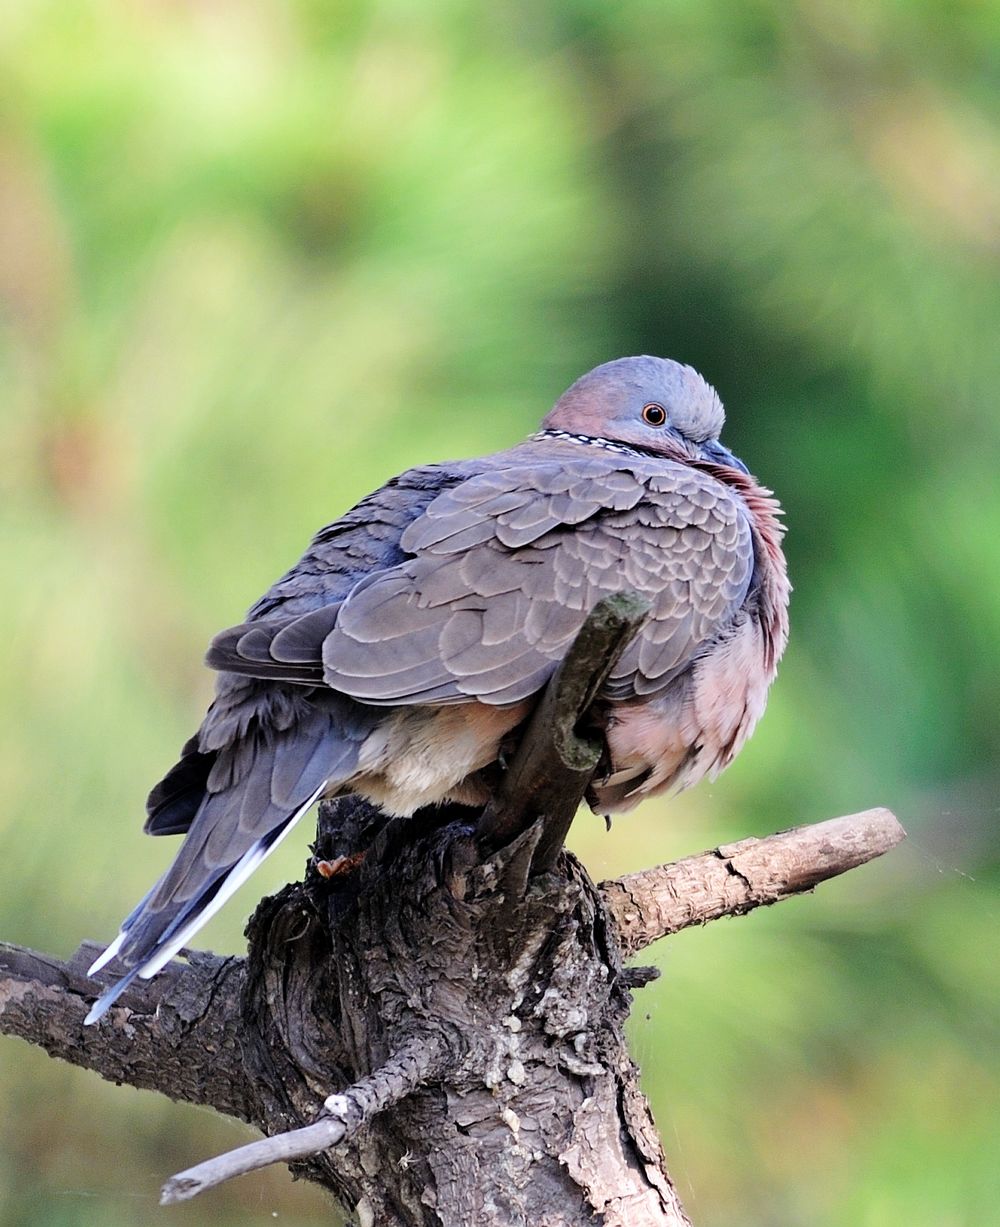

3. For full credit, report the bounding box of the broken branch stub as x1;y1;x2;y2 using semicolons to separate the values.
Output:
477;591;650;869
228;802;691;1225
602;807;906;957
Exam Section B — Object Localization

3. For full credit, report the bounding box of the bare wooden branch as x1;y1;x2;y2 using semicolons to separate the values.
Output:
602;807;906;957
0;803;905;1224
477;590;650;868
161;1032;449;1204
0;940;255;1122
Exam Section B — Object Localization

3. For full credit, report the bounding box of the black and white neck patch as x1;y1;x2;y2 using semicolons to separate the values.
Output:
530;428;642;457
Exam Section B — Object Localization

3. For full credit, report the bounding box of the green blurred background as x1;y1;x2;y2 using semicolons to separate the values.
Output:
1;2;998;1224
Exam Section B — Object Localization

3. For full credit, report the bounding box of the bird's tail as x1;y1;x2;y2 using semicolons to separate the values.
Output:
83;785;324;1024
85;695;371;1024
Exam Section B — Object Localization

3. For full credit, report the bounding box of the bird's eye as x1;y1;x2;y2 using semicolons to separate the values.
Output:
641;402;666;426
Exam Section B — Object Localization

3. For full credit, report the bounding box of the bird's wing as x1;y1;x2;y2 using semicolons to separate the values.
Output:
89;465;477;1015
202;461;476;684
122;462;475;950
145;462;472;838
206;453;755;706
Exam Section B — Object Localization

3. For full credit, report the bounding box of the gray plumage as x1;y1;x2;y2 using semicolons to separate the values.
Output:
85;356;789;1023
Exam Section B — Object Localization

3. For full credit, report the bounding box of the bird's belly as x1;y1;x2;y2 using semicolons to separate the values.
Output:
595;611;773;812
350;700;531;816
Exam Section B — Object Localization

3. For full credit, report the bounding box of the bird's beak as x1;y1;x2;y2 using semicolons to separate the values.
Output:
699;439;750;475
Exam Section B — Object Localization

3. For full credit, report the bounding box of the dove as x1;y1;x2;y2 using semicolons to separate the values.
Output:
84;355;789;1024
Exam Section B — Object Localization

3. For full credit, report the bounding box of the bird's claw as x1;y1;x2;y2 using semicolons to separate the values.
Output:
314;851;367;880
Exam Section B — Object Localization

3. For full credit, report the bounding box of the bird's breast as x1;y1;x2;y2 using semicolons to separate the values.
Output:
594;607;776;812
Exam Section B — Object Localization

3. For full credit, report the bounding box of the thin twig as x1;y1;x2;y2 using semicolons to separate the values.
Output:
601;807;906;957
160;1032;449;1204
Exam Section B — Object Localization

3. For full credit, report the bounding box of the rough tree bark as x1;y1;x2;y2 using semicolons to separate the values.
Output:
0;596;905;1226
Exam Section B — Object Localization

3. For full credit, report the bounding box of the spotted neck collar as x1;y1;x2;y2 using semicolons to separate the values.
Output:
530;428;641;457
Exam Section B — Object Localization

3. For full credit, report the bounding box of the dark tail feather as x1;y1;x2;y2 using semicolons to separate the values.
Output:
85;696;375;1025
145;734;216;837
84;963;147;1025
85;787;324;1025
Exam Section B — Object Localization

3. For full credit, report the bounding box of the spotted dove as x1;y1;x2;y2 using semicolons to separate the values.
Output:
85;356;789;1023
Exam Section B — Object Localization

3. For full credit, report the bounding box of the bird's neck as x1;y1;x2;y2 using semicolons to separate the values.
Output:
529;428;642;457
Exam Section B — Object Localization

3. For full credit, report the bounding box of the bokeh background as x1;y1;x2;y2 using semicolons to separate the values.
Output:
2;2;999;1224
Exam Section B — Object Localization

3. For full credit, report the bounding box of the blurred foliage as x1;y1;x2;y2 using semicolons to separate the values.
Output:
1;1;999;1224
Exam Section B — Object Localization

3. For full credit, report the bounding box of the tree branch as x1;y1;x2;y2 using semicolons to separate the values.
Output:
477;590;650;869
0;940;254;1121
161;1032;450;1204
600;807;906;957
0;809;904;1130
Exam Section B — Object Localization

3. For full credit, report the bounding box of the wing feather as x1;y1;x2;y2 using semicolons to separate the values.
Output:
198;453;752;710
320;456;753;705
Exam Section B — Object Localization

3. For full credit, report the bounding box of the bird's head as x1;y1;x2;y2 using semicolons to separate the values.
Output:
540;355;748;474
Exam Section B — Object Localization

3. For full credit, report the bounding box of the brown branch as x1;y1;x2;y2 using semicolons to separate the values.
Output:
0;940;255;1121
0;810;905;1132
602;807;906;958
477;590;650;869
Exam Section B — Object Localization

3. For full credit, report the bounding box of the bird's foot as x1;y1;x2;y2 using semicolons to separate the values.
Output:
314;851;367;880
